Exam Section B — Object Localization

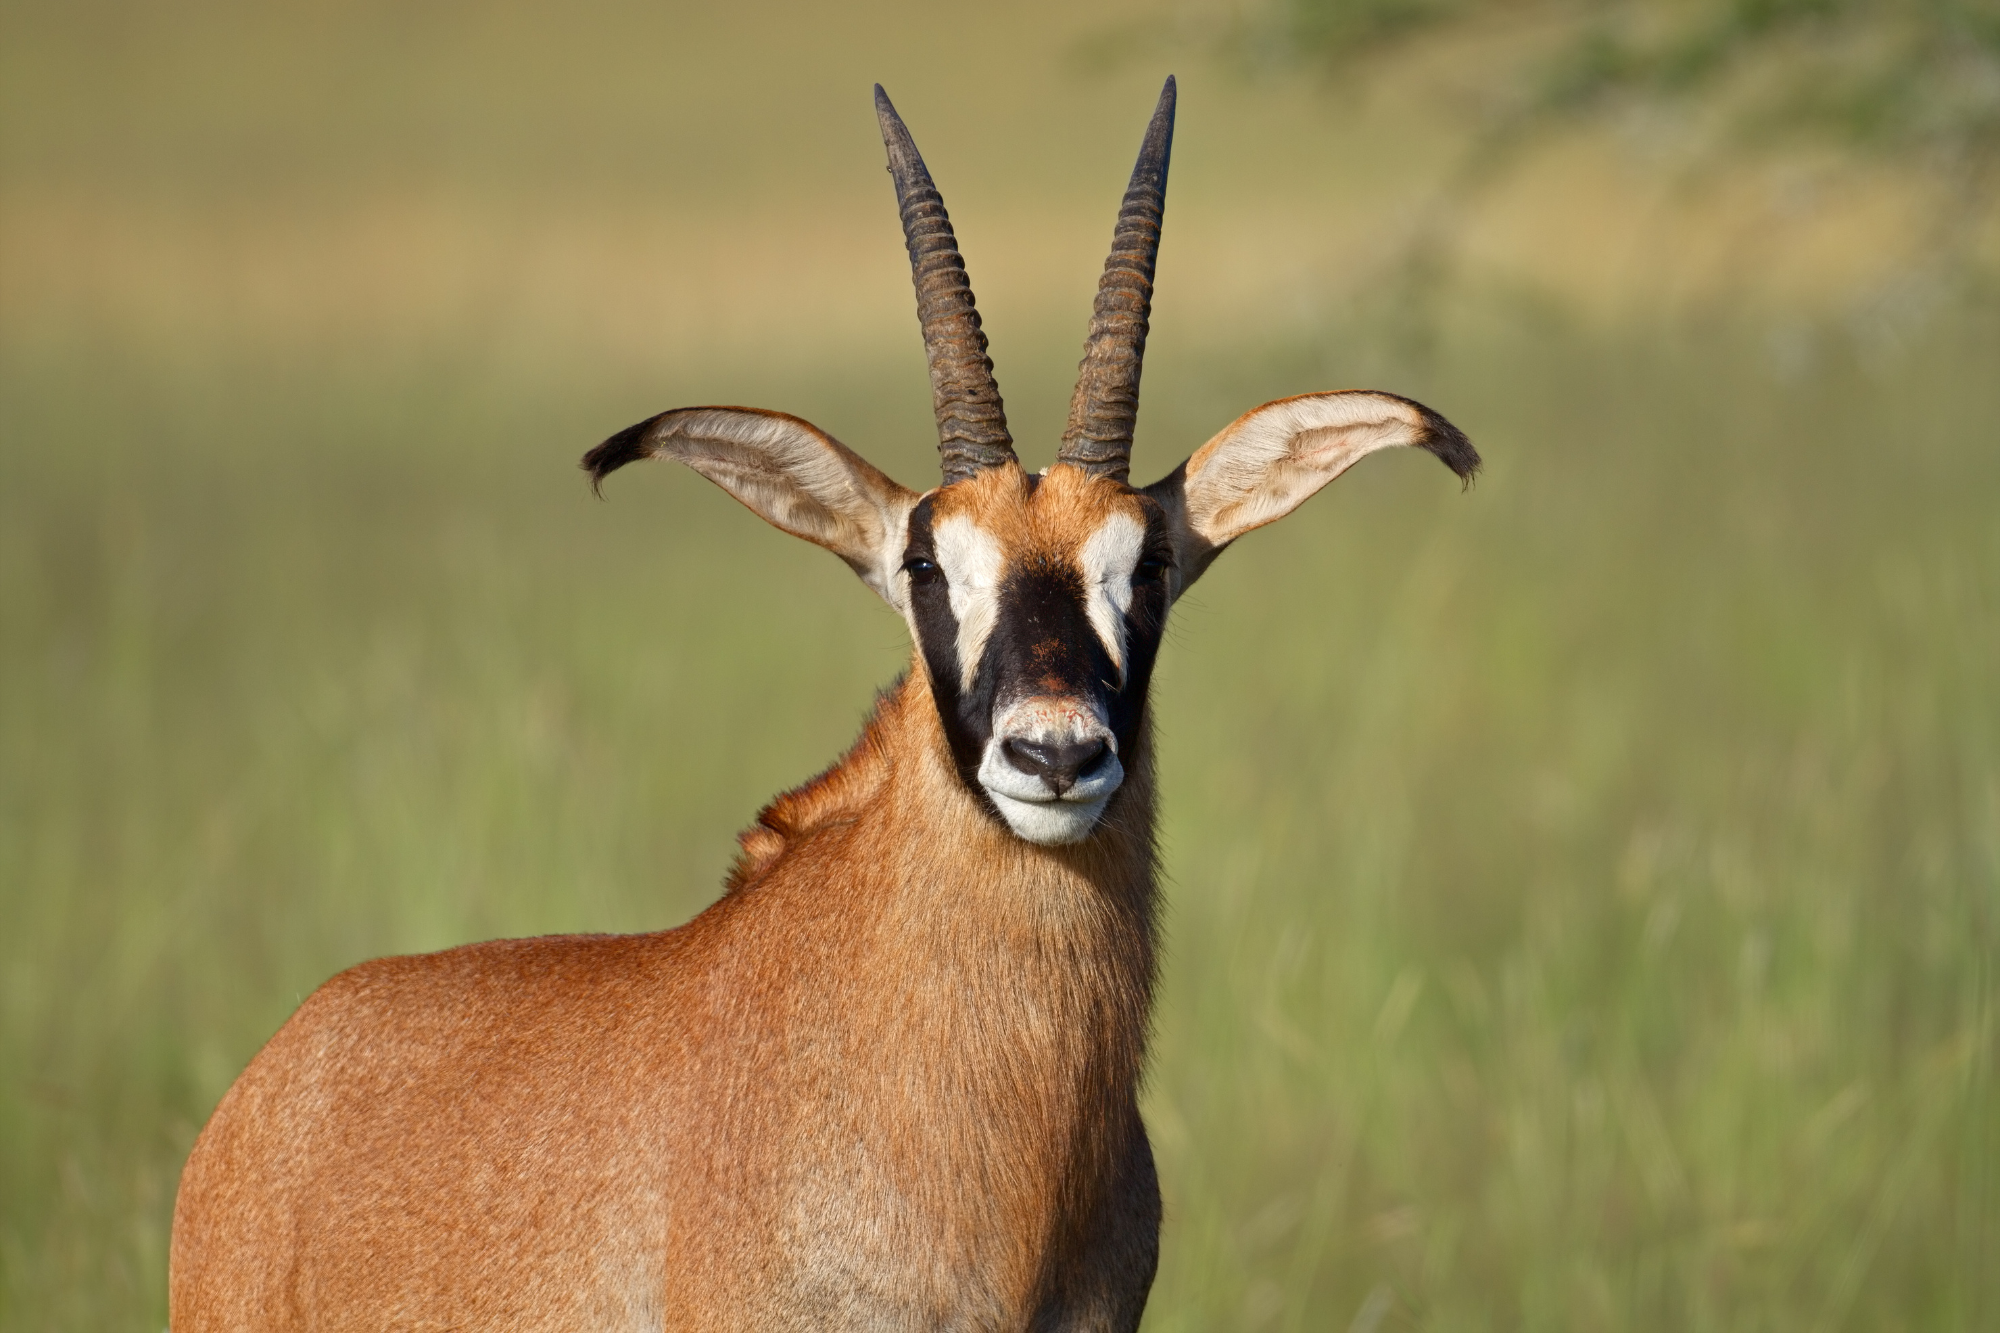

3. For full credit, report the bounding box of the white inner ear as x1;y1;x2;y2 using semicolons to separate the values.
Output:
640;407;916;608
931;515;1004;691
1076;513;1145;681
1185;392;1431;546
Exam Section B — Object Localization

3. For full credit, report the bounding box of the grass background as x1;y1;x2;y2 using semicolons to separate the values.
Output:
2;1;1995;1328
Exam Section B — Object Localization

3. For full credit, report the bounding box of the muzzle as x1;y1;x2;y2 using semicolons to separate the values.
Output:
977;695;1124;845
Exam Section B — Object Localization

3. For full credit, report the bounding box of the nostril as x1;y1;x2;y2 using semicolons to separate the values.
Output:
1072;739;1111;780
1003;738;1058;779
1001;737;1111;797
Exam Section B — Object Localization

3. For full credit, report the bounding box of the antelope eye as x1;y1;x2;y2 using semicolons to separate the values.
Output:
903;556;942;582
1134;555;1171;582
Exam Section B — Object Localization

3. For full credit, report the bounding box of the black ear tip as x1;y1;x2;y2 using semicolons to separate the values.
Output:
581;415;661;497
1416;406;1482;487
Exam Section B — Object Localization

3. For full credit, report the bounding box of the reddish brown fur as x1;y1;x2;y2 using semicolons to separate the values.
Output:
935;463;1140;567
171;466;1165;1329
170;57;1480;1313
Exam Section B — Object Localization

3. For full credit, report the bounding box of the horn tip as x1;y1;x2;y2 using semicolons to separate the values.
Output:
875;84;914;155
874;84;904;130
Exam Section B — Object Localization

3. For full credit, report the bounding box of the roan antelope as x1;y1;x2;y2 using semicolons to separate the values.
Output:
170;77;1478;1330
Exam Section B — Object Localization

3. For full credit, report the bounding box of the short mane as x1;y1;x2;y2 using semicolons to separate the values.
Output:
725;678;903;891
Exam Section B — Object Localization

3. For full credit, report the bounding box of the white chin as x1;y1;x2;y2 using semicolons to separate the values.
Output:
985;789;1112;846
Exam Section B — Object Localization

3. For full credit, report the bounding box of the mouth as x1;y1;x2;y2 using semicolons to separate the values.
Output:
977;747;1125;845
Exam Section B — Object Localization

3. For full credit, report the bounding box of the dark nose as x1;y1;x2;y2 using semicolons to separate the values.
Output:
1001;737;1110;797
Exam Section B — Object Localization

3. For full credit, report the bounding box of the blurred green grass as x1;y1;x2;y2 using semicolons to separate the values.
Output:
3;1;1996;1329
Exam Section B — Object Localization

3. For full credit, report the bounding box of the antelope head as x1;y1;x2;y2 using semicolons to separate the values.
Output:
584;78;1479;846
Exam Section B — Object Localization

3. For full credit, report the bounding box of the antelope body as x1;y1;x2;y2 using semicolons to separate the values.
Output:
170;79;1478;1331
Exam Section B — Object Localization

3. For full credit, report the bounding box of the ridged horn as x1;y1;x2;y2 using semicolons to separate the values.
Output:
874;85;1016;484
1057;76;1176;485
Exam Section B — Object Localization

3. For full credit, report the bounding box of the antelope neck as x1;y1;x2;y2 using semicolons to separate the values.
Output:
720;671;1160;1281
731;667;1160;985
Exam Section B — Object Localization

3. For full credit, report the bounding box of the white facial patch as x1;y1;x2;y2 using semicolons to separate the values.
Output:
977;696;1125;846
1075;512;1145;681
929;515;1005;692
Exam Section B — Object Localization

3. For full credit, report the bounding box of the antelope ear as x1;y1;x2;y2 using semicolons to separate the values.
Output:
584;407;919;606
1144;391;1478;590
